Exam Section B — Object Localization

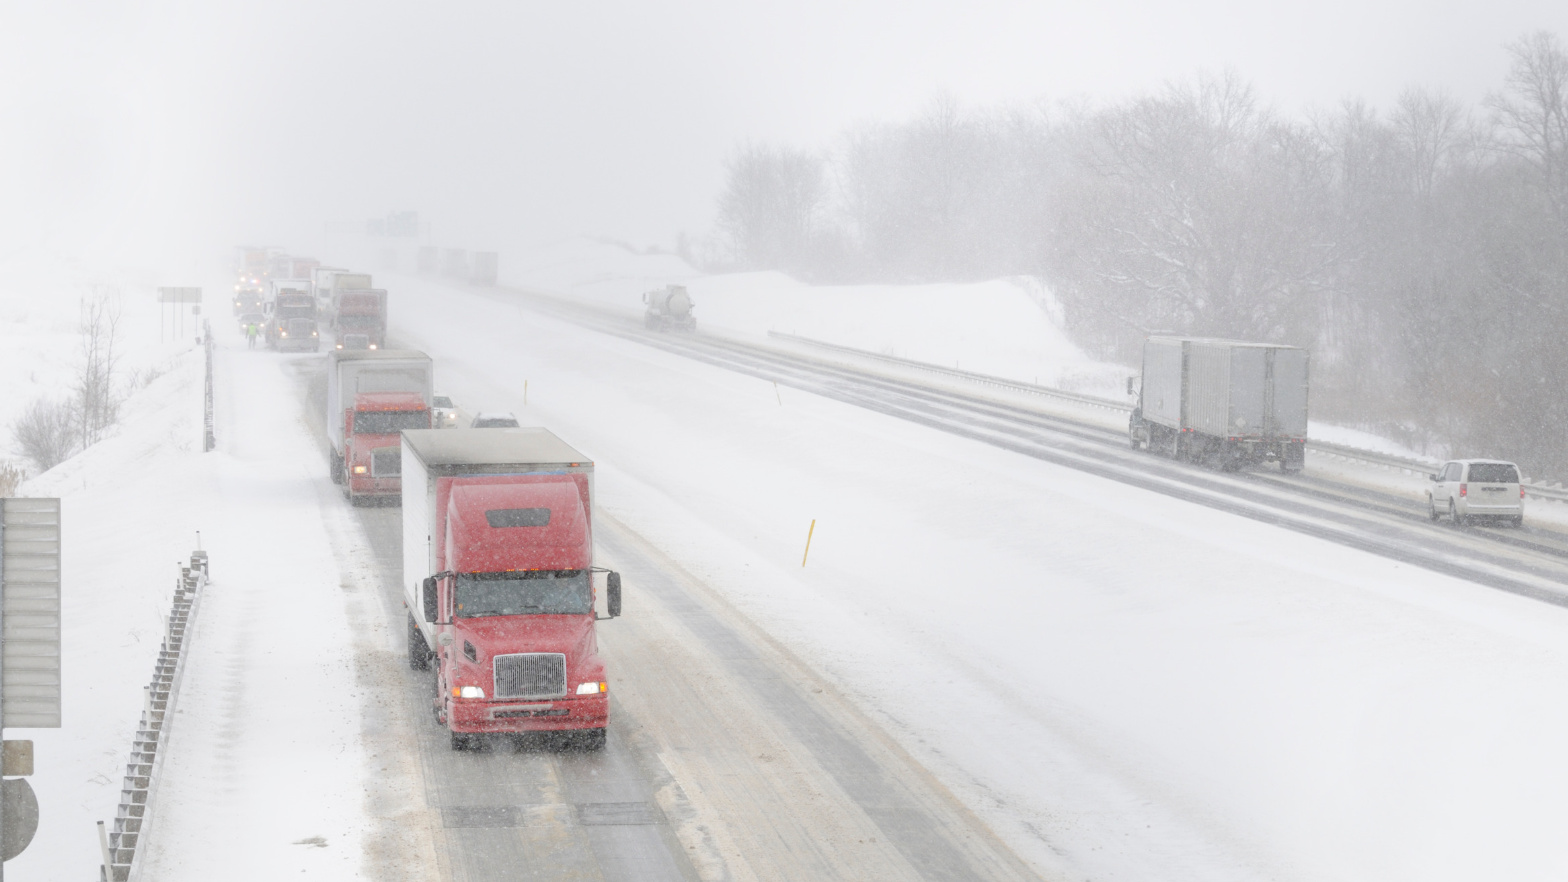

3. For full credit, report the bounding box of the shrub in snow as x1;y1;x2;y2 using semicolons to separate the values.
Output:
12;397;77;472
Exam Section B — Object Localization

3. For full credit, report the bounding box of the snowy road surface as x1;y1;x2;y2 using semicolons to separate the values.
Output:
114;267;1568;882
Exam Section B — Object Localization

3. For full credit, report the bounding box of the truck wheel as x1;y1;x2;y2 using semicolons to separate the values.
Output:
576;728;607;751
407;614;430;670
451;732;478;751
330;453;344;484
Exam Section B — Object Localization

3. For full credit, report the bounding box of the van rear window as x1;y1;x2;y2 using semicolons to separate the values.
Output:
1468;463;1519;483
486;508;551;528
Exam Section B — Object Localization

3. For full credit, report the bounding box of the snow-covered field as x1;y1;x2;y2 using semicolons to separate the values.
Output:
9;240;1568;880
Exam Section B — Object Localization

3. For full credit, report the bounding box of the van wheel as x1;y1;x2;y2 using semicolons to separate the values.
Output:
1449;500;1464;526
407;614;430;670
1512;516;1524;528
1427;496;1439;521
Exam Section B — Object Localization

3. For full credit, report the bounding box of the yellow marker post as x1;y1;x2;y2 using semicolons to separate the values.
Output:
801;519;816;567
524;379;529;407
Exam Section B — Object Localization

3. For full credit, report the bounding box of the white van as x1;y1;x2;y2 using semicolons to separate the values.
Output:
1428;459;1524;527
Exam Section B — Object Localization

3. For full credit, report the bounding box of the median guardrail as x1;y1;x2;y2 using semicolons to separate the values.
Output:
768;331;1568;505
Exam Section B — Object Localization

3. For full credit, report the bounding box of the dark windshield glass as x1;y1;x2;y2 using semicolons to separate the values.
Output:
1468;463;1519;483
455;570;590;616
353;410;428;434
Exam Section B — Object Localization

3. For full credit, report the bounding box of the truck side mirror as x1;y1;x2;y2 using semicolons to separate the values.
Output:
607;571;622;618
422;576;438;622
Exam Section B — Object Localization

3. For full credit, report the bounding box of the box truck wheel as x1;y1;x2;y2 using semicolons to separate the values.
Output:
407;614;431;670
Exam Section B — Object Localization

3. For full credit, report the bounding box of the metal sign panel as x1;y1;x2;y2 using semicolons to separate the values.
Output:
1;499;61;729
156;287;203;304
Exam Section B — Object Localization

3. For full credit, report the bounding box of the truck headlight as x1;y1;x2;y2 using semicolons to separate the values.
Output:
352;465;367;475
576;681;606;695
457;686;485;699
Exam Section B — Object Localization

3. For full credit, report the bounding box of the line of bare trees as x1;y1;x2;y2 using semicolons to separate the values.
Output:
10;291;125;475
712;31;1568;476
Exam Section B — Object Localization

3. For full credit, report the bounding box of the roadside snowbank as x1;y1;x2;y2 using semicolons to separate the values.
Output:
492;237;1128;398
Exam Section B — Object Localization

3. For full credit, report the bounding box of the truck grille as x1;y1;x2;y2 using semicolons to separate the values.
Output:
370;447;400;477
493;653;567;700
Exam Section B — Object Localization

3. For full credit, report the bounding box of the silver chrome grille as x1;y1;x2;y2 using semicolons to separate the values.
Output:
493;653;566;700
370;446;400;477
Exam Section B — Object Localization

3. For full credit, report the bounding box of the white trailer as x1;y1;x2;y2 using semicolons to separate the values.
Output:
1129;336;1309;472
326;349;434;470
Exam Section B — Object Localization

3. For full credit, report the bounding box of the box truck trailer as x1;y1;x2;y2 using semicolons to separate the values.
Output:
401;427;621;750
326;350;433;502
1128;336;1308;472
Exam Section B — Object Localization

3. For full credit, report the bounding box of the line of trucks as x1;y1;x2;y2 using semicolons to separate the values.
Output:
231;248;389;350
323;345;620;751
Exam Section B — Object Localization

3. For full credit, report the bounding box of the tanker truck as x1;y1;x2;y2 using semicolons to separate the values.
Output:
1128;336;1309;472
401;427;621;751
642;285;696;331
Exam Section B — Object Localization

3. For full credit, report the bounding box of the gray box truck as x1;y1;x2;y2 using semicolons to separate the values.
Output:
1129;336;1309;472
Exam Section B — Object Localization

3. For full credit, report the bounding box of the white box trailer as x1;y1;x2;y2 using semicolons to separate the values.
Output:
1131;336;1309;472
326;349;433;462
399;427;595;638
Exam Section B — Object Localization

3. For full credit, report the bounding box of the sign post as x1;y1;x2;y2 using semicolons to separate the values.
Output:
0;497;62;874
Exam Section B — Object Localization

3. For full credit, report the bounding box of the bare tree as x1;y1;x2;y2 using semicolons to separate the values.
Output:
715;144;831;276
74;291;123;448
1486;31;1568;222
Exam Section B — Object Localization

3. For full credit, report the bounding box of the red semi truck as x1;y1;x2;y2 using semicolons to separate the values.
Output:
401;428;622;751
332;288;388;348
326;350;433;504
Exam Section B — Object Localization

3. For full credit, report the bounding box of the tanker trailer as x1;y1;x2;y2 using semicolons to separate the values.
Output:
641;285;696;331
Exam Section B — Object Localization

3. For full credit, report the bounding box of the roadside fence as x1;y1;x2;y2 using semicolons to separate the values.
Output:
97;547;209;882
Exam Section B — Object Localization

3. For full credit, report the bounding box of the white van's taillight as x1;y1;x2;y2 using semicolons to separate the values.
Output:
1459;483;1467;497
1522;486;1527;499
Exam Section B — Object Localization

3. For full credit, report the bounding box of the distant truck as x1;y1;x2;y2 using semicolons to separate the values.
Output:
401;427;620;751
332;288;388;348
264;282;319;351
326;350;433;503
291;256;320;280
1128;336;1308;472
311;266;349;314
233;287;265;317
642;285;696;331
326;272;373;323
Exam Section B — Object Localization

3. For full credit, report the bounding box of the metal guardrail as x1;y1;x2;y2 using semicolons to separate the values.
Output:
766;331;1132;412
202;321;215;453
767;331;1568;505
98;548;208;882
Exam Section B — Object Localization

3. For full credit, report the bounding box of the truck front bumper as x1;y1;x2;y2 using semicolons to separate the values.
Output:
347;475;401;497
448;694;608;734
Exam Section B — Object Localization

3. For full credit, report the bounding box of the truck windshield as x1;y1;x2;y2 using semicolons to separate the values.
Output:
353;410;428;434
455;570;590;616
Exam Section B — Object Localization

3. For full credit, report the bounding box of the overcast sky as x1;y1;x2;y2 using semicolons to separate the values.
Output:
2;0;1565;272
